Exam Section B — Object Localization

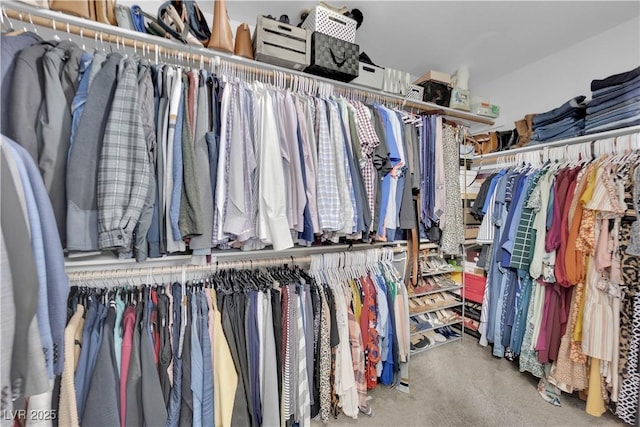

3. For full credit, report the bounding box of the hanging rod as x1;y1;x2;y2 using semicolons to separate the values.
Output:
2;0;494;126
66;246;401;282
472;125;640;161
67;255;314;282
64;241;407;274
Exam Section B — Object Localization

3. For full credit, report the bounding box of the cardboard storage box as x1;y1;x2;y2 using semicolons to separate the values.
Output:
254;16;310;71
415;70;451;86
351;61;384;89
417;80;452;107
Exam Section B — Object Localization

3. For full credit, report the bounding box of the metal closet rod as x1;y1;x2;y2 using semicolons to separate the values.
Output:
472;124;640;161
67;245;403;282
2;0;494;125
67;256;314;282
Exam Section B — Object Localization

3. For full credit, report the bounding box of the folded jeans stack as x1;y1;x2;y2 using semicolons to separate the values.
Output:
584;66;640;134
529;95;587;143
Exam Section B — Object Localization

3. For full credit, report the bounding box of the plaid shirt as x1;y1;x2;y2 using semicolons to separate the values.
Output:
98;57;151;250
315;98;343;231
353;101;380;229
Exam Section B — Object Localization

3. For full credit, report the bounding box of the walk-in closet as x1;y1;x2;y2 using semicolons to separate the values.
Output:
1;1;638;426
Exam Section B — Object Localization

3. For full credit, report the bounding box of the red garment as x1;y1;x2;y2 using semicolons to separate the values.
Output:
545;169;569;252
555;167;582;286
120;305;136;427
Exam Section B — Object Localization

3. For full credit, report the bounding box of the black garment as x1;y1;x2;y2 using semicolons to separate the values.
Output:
221;293;251;426
246;291;262;427
471;173;497;220
125;303;144;426
180;292;193;427
325;287;340;348
310;286;322;418
83;306;120;426
141;290;168;426
157;292;172;405
304;284;315;408
591;66;640;91
270;288;283;403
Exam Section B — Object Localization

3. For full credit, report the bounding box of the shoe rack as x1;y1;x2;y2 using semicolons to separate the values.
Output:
407;248;464;355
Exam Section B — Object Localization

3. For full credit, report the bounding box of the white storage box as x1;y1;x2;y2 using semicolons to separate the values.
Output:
301;5;357;43
407;84;424;100
351;62;384;89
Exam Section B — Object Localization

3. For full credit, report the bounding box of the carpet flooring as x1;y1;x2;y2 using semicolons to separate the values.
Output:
315;337;625;426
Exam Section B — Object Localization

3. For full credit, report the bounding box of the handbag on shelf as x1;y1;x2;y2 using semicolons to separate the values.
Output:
50;0;116;25
50;0;96;21
207;0;234;53
467;132;498;155
178;0;211;44
95;0;116;25
158;2;203;46
115;4;135;30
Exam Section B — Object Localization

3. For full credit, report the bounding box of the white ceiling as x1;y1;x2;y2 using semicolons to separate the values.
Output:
224;1;640;88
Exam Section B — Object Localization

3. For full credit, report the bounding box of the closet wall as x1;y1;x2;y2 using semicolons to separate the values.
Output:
475;16;640;129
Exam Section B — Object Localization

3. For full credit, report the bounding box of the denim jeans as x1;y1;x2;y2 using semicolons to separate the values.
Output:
532;109;584;129
591;78;640;104
587;89;640;111
589;83;640;107
591;65;640;91
584;115;640;134
533;96;586;127
587;95;640;115
585;106;640;130
535;125;584;142
532;118;583;141
592;73;640;97
587;98;640;120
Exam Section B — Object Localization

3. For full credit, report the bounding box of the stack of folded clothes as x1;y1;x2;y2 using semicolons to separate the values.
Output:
585;66;640;134
529;95;587;143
